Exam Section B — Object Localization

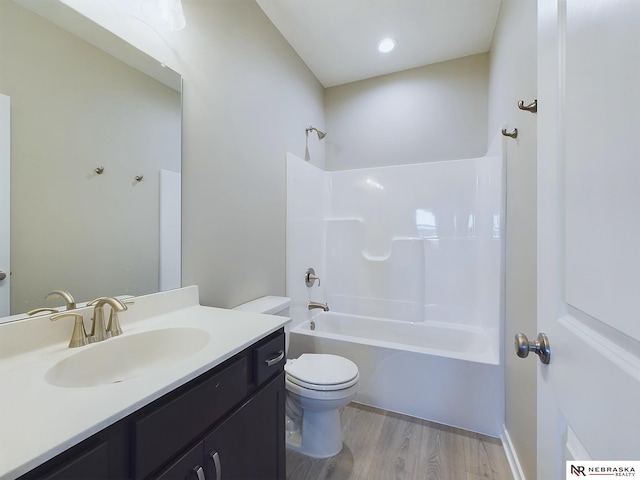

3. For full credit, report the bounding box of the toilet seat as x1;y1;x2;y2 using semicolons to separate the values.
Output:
286;354;359;391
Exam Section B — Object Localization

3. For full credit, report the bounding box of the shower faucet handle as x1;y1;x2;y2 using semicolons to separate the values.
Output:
305;267;321;287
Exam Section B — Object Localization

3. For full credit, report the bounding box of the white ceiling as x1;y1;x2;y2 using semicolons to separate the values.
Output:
255;0;503;88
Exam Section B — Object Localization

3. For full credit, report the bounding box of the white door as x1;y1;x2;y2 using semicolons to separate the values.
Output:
0;94;9;317
536;0;640;478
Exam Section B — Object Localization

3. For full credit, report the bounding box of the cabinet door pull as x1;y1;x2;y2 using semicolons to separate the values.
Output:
192;465;206;480
209;451;221;480
264;350;285;367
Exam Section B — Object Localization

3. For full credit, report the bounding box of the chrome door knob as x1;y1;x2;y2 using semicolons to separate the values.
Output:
0;271;6;281
515;332;551;364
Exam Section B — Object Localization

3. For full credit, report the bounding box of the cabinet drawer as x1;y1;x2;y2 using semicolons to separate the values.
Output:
253;333;285;386
132;357;247;479
40;442;108;480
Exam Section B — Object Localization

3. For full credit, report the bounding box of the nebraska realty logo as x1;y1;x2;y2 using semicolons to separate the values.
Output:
566;461;638;477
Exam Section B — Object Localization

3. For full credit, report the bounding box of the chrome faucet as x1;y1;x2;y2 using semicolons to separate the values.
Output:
45;290;76;310
308;301;329;312
87;297;128;343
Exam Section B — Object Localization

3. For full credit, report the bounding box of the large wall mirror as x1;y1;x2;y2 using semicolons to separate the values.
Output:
0;0;182;319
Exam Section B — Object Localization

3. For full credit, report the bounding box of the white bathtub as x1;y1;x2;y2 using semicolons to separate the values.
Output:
288;311;504;437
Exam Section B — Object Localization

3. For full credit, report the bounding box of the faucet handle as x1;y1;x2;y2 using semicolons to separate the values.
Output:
305;267;321;287
51;313;88;348
27;307;59;316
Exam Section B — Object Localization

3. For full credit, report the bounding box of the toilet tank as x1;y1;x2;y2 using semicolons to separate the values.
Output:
233;296;291;316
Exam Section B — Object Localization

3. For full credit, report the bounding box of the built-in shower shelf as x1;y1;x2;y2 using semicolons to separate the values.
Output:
360;237;424;261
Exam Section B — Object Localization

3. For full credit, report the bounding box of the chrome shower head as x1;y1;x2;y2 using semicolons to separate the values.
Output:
306;125;327;140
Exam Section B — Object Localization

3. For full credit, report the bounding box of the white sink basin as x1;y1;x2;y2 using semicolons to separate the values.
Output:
45;327;210;388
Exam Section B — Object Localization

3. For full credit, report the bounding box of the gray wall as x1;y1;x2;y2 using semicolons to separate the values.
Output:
58;0;326;308
175;1;326;308
325;54;490;170
488;0;538;478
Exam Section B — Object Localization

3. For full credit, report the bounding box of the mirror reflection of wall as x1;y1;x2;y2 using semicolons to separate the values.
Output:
0;0;181;315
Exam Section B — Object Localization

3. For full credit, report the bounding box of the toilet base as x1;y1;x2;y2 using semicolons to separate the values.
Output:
285;408;344;458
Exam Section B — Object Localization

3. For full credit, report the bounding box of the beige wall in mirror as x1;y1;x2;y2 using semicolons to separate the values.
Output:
0;0;181;316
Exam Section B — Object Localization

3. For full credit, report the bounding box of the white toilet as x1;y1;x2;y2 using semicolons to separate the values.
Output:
234;296;359;458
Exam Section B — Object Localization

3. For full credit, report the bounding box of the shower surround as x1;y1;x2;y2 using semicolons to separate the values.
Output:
286;147;505;436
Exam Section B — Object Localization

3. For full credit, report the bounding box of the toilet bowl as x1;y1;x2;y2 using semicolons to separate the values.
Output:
285;353;359;457
233;296;359;458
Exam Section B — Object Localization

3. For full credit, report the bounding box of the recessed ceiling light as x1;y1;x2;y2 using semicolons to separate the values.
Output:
377;38;396;53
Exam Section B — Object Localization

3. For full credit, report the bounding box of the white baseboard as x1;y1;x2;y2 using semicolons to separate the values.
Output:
501;425;526;480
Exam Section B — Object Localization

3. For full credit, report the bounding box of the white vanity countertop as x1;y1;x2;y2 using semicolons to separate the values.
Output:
0;286;289;480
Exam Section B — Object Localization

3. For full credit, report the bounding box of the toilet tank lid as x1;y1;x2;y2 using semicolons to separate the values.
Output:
232;296;291;314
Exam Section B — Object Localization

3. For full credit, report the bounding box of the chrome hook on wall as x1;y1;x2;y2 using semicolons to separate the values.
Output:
517;99;537;113
502;128;518;138
135;175;144;182
95;166;105;174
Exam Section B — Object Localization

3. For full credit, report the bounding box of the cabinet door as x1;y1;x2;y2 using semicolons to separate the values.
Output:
133;357;247;479
203;372;285;480
155;441;204;480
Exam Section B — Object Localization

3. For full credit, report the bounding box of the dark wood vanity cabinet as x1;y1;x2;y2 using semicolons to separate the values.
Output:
157;373;285;480
19;329;286;480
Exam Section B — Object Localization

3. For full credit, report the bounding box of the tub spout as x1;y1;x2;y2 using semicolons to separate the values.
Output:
308;301;329;312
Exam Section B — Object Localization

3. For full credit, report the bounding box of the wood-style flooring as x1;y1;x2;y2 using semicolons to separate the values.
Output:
286;403;513;480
